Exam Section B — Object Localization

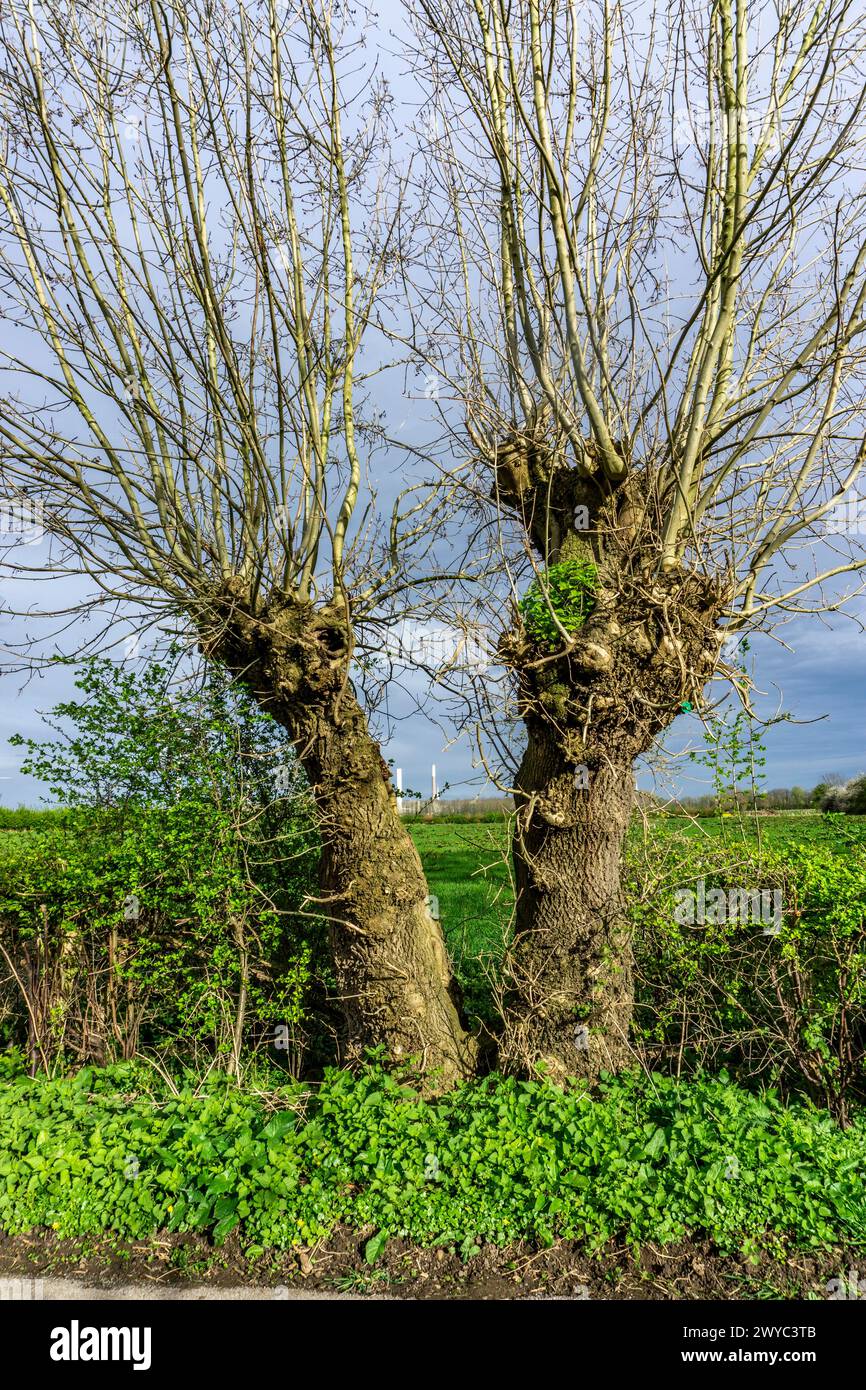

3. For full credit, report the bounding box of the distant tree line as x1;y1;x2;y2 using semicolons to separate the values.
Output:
6;779;866;828
664;780;866;816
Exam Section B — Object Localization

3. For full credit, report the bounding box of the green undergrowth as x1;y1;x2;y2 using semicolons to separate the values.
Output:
0;1055;863;1260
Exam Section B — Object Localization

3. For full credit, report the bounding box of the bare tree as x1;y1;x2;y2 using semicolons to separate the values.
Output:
410;0;866;1081
0;0;477;1083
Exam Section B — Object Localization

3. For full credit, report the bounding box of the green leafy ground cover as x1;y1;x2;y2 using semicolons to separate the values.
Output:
0;1055;863;1260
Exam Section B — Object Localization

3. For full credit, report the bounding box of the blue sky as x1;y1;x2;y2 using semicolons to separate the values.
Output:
659;611;866;799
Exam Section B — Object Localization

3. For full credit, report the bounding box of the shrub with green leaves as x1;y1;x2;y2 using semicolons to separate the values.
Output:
628;823;866;1124
1;656;321;1074
0;807;67;831
518;560;598;648
0;1058;863;1257
819;774;866;814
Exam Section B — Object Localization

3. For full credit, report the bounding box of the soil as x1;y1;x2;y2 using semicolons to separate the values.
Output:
0;1226;850;1300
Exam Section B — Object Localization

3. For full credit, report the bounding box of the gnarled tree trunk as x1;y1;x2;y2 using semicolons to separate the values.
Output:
493;462;728;1085
303;701;477;1085
502;728;635;1084
204;581;477;1088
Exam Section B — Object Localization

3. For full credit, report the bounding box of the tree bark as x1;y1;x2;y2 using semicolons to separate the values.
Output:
501;724;635;1084
204;582;477;1088
303;703;476;1087
491;465;727;1084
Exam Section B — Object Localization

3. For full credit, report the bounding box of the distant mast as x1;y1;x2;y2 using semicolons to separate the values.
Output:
431;763;438;804
395;767;403;815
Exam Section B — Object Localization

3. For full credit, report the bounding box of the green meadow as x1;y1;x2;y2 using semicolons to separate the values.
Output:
409;809;866;965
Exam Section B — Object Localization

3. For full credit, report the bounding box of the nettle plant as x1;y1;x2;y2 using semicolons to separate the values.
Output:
1;655;320;1077
518;560;598;650
688;643;768;818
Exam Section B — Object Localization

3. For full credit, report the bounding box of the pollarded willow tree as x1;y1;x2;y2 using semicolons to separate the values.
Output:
411;0;866;1081
0;0;477;1083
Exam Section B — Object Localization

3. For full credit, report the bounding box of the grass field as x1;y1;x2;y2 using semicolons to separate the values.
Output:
407;820;512;1023
409;811;866;947
408;810;866;1026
